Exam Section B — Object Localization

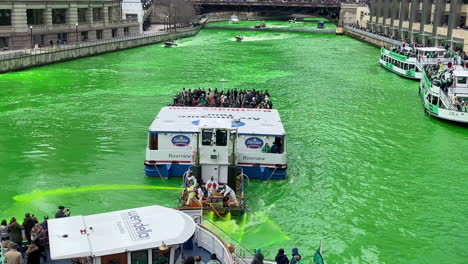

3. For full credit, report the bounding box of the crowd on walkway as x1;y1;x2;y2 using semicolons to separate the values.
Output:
0;206;71;264
172;88;273;109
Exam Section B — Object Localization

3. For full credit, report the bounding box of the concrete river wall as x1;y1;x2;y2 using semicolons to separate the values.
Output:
344;25;403;47
0;28;200;74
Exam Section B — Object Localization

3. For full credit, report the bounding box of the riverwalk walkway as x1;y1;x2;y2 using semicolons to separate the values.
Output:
344;25;403;47
0;26;201;73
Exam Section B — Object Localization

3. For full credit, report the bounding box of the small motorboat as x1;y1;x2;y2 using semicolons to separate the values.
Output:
230;15;239;24
288;18;296;23
235;35;243;41
164;40;178;47
254;22;266;29
317;21;325;29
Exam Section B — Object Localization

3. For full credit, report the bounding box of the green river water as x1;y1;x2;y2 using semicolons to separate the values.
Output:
1;29;468;263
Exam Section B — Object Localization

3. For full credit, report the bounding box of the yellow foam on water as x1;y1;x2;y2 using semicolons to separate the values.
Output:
12;184;183;202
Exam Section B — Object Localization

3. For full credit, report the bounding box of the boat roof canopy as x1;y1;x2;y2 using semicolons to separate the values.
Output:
149;107;286;136
49;205;196;260
416;47;446;52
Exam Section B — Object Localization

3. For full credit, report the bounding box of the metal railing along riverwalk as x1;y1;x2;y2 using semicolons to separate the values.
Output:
0;27;197;62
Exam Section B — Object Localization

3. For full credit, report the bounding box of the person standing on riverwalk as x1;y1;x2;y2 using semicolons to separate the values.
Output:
275;249;289;264
289;248;301;264
23;213;36;243
251;248;264;264
0;219;10;241
8;218;24;247
4;243;24;264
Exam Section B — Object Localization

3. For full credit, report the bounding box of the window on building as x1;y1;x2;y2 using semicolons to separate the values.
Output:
0;9;12;26
81;31;88;41
57;33;68;43
96;30;103;40
108;7;115;21
52;9;67;24
131;251;148;264
215;129;227;146
112;28;118;38
0;37;9;50
27;9;45;25
93;8;103;22
126;14;138;21
124;27;129;36
78;8;87;23
152;249;170;264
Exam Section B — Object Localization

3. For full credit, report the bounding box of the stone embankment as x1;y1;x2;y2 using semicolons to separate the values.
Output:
0;28;200;74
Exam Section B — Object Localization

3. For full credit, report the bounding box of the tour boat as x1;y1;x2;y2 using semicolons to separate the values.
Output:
230;15;239;24
317;21;325;28
235;35;243;41
419;62;468;123
379;46;453;80
48;205;239;264
145;107;287;180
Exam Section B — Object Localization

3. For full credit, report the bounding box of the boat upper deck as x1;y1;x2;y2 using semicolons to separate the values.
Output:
149;107;286;136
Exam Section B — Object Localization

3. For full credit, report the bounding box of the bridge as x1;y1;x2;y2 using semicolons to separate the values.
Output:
188;0;341;8
188;0;341;22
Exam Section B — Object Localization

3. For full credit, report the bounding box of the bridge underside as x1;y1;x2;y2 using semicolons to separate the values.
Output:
197;4;340;22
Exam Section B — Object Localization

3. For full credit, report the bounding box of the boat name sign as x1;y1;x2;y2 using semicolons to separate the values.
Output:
122;211;152;241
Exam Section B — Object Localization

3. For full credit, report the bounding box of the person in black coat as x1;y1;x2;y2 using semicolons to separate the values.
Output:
275;249;289;264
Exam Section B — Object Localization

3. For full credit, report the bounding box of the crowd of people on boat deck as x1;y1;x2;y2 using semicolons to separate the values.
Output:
0;206;73;264
424;64;468;112
172;88;273;109
182;247;306;264
185;174;239;207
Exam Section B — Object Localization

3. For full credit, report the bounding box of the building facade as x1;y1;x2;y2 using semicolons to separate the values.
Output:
367;0;468;51
0;0;140;50
121;0;154;33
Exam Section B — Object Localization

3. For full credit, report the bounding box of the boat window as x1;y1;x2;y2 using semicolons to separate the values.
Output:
457;77;467;84
202;129;213;146
152;248;170;264
149;133;158;150
272;137;285;154
215;129;228;146
131;250;149;264
431;95;438;105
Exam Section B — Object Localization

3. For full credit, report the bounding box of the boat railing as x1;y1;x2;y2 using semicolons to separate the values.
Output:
417;57;453;65
195;224;235;264
439;88;458;110
202;217;254;264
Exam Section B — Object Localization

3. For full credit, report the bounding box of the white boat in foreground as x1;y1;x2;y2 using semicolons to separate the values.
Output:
48;206;237;264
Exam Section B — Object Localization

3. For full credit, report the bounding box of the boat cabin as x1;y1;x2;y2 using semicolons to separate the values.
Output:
48;206;234;264
145;107;287;180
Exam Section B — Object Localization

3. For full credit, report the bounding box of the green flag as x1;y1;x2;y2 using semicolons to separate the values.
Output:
313;245;324;264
